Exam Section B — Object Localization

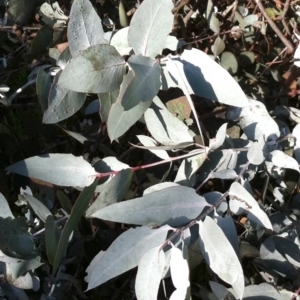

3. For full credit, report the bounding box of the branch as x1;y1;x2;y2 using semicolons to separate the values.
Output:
255;0;294;53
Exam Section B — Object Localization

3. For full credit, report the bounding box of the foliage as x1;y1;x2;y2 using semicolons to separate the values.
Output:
1;0;300;299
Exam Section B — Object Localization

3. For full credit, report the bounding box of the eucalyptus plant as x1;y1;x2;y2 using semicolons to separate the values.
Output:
3;0;300;299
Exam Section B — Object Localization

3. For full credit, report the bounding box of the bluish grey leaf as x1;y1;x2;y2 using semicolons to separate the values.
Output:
110;27;132;55
24;193;52;223
68;0;107;57
58;45;126;93
86;169;132;217
206;0;220;33
99;89;119;122
120;55;161;110
203;192;227;216
247;142;264;165
229;182;272;230
168;49;249;107
260;235;295;278
107;85;152;141
0;193;14;218
43;70;86;124
36;68;51;113
52;179;98;275
135;246;165;300
273;236;300;268
45;215;60;266
91;186;210;227
85;225;171;290
85;99;100;115
226;99;279;140
137;135;169;160
198;217;244;299
57;46;72;70
209;123;227;150
6;154;96;187
174;151;207;186
144;97;193;145
216;216;240;260
144;182;179;195
210;169;237;180
128;0;173;58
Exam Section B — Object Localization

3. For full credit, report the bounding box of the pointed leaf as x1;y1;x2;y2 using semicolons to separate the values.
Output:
99;89;119;122
86;225;170;290
198;217;244;299
43;70;86;124
36;68;51;113
6;154;96;187
206;0;220;33
209;123;228;150
169;49;249;107
68;0;107;57
45;215;60;266
229;182;272;230
24;193;52;223
0;193;14;219
128;0;173;58
174;151;207;186
86;169;132;217
120;55;161;110
135;246;165;300
58;44;126;93
144;97;193;145
107;91;152;141
91;186;210;227
52;179;98;275
137;135;169;160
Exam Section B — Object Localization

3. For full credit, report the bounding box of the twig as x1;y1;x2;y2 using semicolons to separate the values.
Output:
280;0;291;35
255;0;294;53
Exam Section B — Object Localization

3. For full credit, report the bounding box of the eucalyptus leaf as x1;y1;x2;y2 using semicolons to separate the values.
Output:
90;185;210;227
52;179;98;275
167;49;249;107
144;97;193;145
128;0;173;58
68;0;107;57
58;45;126;94
120;55;161;110
135;246;165;300
6;154;96;187
107;95;152;141
198;217;244;299
206;0;220;33
85;225;171;290
43;70;86;124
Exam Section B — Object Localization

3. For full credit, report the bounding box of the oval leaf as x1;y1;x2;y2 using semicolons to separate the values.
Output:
43;70;86;124
120;55;161;110
128;0;173;58
58;44;126;93
68;0;107;57
198;217;244;299
135;246;165;300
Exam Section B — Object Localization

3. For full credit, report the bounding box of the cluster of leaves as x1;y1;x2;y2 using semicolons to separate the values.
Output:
2;0;300;299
